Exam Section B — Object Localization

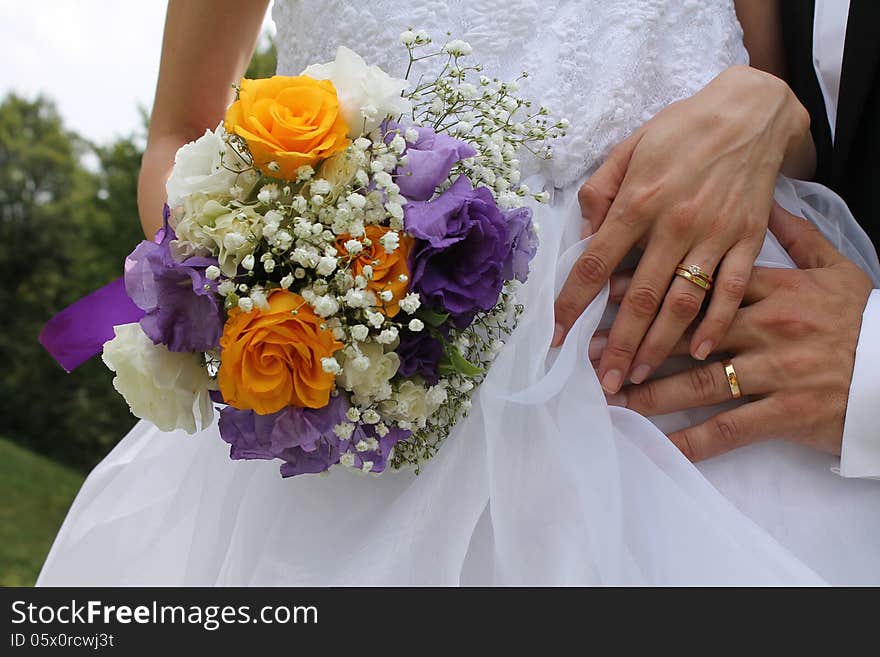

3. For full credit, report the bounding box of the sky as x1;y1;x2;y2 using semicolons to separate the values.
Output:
2;1;276;144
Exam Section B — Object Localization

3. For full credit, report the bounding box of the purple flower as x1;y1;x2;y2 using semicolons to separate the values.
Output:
395;328;444;385
344;423;411;475
217;395;411;477
405;176;510;328
124;225;222;352
218;394;350;477
388;123;475;201
503;206;538;283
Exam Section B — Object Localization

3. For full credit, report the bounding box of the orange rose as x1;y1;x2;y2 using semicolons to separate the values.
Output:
218;291;342;414
336;225;413;317
224;76;350;179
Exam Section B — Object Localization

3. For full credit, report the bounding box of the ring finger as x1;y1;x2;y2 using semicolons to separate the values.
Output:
627;250;719;384
619;354;769;417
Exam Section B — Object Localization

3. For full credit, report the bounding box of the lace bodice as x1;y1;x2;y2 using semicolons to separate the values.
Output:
273;0;748;188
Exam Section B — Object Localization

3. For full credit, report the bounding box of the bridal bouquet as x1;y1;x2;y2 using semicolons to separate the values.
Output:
100;32;565;477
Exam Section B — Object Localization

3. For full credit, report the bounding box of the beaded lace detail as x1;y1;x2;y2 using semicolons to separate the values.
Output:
273;0;748;188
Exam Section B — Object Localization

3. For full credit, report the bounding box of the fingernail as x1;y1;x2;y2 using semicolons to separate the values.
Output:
552;323;565;346
601;369;623;394
605;391;628;407
694;340;713;361
580;219;593;239
610;275;630;300
588;335;608;360
629;364;652;384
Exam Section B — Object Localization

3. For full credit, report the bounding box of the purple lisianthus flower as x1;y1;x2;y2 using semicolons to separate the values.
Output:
405;175;510;328
387;123;476;201
395;328;444;385
124;223;222;352
218;394;350;477
503;206;538;283
344;423;411;474
218;394;410;477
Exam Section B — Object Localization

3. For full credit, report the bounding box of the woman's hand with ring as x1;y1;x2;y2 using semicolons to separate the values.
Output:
552;65;813;395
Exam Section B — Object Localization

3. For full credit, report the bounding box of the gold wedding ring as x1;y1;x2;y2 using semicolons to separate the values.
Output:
674;263;714;291
722;359;742;399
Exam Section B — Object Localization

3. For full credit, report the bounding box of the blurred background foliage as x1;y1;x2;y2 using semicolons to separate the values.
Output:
0;38;275;585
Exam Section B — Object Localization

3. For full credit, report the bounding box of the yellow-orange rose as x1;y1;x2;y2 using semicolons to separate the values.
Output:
224;76;350;179
218;291;342;414
336;225;413;317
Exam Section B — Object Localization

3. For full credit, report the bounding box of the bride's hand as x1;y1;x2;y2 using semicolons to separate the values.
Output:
552;65;813;395
138;135;187;239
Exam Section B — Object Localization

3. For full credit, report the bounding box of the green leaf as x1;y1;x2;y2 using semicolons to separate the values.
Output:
417;308;450;328
442;344;484;377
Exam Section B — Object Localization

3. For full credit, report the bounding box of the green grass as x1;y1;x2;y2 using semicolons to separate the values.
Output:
0;437;84;586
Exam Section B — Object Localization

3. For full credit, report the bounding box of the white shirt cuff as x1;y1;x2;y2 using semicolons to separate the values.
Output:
839;289;880;478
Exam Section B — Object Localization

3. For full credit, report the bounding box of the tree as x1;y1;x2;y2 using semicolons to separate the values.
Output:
0;36;279;471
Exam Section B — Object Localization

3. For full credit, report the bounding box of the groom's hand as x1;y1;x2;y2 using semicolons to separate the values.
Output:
610;205;873;461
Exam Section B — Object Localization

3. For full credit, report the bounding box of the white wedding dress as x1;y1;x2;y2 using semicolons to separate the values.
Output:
39;0;880;586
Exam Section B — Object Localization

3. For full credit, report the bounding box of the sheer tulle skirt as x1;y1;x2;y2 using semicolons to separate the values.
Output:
38;176;880;586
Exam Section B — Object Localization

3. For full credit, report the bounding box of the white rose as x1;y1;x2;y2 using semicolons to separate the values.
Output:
336;342;399;404
102;323;214;434
302;46;411;136
165;124;256;207
380;380;431;426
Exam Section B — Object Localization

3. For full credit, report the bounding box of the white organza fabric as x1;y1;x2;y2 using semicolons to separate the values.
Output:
38;0;880;586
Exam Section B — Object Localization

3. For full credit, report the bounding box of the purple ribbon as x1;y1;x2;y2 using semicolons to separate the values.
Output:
39;277;145;372
39;208;169;372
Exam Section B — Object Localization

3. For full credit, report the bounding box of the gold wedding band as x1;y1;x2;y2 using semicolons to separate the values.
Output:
722;359;742;399
674;263;714;291
675;263;712;292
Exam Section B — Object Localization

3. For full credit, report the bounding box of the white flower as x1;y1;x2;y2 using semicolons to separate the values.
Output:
344;239;363;255
313;294;340;317
337;342;399;404
347;193;367;209
249;287;269;309
426;381;449;407
380;380;431;426
256;184;280;204
399;293;421;314
102;323;213;434
443;39;473;56
376;327;399;344
379;230;400;253
172;198;262;276
165;124;256;207
321;357;342;375
205;265;221;280
350;324;369;341
400;30;417;46
302;46;411;136
280;273;294;289
408;318;425;332
366;310;385;328
295;165;314;182
316;255;338;276
319;150;360;189
218;280;235;296
311;179;332;196
238;297;254;312
241;254;255;271
362;409;380;424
